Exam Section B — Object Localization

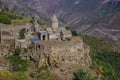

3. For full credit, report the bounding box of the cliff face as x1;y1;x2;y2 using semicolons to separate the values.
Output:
0;44;13;57
0;36;93;79
29;37;92;80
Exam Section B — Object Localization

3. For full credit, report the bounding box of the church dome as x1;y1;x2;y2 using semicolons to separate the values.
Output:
51;14;58;22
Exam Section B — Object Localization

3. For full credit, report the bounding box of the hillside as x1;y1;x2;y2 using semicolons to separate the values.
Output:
0;0;120;80
0;8;31;25
16;0;120;41
0;0;48;21
80;34;120;80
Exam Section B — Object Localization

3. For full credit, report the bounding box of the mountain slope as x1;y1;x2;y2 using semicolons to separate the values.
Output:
0;0;48;20
0;0;120;41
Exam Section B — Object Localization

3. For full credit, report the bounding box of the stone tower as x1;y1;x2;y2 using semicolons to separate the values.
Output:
51;14;59;29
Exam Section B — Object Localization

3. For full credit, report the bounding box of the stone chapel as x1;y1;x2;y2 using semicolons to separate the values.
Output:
38;14;72;41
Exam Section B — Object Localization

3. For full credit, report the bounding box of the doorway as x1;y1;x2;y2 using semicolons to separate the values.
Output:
60;32;63;40
43;35;46;40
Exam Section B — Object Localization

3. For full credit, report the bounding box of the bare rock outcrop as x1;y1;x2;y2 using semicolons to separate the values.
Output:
0;44;14;57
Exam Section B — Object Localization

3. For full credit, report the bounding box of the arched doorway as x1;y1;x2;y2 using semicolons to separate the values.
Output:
43;35;46;40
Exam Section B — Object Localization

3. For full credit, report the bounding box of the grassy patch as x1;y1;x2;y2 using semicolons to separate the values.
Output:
0;8;31;25
7;55;29;72
29;67;51;80
0;70;28;80
74;69;96;80
11;17;31;26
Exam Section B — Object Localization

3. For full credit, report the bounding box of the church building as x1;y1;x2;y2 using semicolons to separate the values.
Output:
37;14;72;41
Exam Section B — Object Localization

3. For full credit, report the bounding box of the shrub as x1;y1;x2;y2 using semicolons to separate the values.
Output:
29;18;34;23
37;67;51;80
19;28;26;39
37;20;46;25
15;47;21;55
94;52;120;80
65;26;70;30
74;69;96;80
72;31;78;36
0;15;11;24
7;55;29;72
29;72;35;78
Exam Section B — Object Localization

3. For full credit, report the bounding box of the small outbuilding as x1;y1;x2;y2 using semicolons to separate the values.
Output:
38;31;48;40
15;39;27;48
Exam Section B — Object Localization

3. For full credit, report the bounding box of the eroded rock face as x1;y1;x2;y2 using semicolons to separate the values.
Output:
33;37;92;80
0;45;13;71
0;45;13;57
0;37;92;79
0;58;11;71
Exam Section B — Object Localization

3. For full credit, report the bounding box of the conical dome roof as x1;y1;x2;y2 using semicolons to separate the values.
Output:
51;14;58;22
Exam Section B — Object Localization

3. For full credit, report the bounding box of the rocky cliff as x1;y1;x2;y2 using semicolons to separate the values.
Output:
0;44;13;57
29;37;92;80
0;35;93;80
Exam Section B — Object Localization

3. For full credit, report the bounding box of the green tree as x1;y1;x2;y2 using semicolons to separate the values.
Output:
29;18;34;23
80;34;120;79
19;28;26;39
15;47;21;55
65;26;70;30
72;31;78;36
0;15;11;24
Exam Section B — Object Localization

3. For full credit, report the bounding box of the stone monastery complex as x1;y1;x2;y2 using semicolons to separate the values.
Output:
0;15;91;80
31;14;72;41
0;14;72;48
